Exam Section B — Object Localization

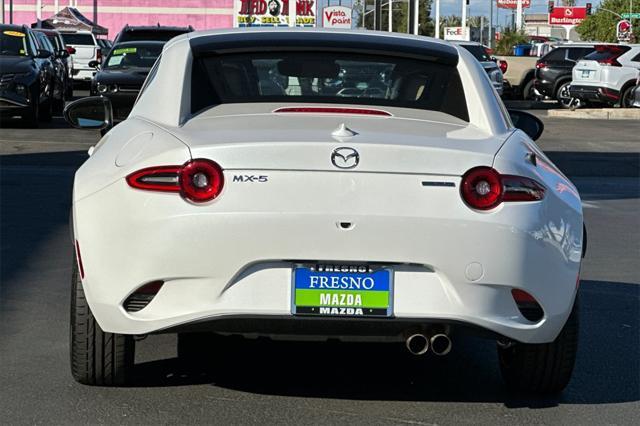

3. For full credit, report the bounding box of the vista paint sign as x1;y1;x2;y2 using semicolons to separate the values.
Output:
323;6;352;29
497;0;531;9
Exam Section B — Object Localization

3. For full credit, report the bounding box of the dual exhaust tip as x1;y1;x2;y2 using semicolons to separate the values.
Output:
405;333;452;356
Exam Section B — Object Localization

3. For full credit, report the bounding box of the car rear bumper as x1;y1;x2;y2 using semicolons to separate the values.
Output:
72;68;96;81
74;170;582;345
569;84;620;105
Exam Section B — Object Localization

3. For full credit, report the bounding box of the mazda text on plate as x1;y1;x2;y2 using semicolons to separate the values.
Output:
65;29;584;393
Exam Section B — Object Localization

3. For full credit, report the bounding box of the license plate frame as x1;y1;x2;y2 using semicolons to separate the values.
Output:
291;264;394;318
581;70;591;79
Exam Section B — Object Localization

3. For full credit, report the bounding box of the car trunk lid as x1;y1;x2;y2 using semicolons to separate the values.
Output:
169;104;510;176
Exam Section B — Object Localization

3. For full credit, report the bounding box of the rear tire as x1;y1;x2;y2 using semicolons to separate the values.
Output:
522;79;536;101
498;294;579;394
70;256;134;386
620;85;635;108
556;81;574;109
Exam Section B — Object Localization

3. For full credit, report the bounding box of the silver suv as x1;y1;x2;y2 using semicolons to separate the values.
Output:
570;44;640;108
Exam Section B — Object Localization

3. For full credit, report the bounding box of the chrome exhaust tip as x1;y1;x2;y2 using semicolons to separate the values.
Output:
405;333;429;355
430;333;452;356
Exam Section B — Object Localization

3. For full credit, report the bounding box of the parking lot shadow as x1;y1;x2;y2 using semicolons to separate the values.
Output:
129;279;639;408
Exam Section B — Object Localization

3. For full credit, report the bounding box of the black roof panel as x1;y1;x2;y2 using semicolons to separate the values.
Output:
189;31;459;66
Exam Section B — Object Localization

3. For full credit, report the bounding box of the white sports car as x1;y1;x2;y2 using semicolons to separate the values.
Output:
64;29;584;392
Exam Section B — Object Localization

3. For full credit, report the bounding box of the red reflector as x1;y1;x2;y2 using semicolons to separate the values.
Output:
273;107;392;117
511;289;536;303
75;240;85;279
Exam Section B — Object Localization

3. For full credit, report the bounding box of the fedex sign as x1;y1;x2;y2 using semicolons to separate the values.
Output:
323;6;352;28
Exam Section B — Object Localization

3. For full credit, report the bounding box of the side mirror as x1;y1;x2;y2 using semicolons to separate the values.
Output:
36;49;52;59
508;110;544;141
88;60;100;68
63;96;113;130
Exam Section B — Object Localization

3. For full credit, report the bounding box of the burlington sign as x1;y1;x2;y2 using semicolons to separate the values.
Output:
549;7;587;26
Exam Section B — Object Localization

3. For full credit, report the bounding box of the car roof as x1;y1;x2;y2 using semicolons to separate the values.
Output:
187;28;459;66
121;24;194;32
0;24;30;32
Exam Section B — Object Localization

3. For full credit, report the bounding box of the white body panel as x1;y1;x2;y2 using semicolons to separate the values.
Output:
72;29;583;344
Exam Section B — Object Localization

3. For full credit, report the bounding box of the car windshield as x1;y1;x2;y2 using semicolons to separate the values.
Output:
192;51;468;121
104;44;163;69
61;33;94;46
460;44;492;62
0;30;30;56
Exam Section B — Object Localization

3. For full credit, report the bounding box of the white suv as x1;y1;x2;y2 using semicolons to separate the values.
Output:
570;44;640;107
60;31;102;82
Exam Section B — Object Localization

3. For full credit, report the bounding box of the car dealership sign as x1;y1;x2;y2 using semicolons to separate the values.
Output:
497;0;531;9
323;6;352;28
548;7;587;26
235;0;316;27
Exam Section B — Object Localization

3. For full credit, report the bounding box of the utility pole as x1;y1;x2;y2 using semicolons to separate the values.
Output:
516;0;523;31
435;0;440;38
388;0;392;32
489;0;494;48
9;0;13;24
461;0;467;38
413;0;419;35
93;0;98;24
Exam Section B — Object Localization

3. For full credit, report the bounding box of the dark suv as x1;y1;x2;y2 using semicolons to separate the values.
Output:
534;44;595;108
113;25;193;44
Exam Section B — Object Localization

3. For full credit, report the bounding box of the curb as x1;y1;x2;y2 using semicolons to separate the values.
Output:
544;109;640;120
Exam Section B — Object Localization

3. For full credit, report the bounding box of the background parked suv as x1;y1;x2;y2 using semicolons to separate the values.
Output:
452;41;504;96
534;43;595;108
34;28;74;98
570;44;640;108
60;31;101;83
112;24;193;44
32;29;69;112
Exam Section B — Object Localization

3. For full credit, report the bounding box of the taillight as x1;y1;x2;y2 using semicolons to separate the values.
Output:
65;46;76;55
460;167;545;211
499;60;508;74
96;48;102;62
273;107;392;116
126;159;224;203
535;61;547;69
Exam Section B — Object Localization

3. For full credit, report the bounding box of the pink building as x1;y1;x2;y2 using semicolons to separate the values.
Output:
3;1;234;38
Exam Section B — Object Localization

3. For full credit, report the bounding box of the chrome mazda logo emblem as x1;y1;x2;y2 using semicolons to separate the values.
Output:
331;147;359;169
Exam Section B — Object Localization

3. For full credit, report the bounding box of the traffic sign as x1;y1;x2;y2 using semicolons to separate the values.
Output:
621;13;640;19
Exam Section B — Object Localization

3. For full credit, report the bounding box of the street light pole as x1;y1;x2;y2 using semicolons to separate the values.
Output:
388;0;393;32
435;0;440;38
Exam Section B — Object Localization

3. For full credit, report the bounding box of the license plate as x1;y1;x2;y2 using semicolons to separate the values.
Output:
292;265;393;317
581;70;591;79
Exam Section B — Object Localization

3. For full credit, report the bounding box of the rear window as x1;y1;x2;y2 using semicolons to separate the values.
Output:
567;47;594;61
460;44;491;62
541;48;566;61
191;51;469;121
61;33;94;46
583;45;631;61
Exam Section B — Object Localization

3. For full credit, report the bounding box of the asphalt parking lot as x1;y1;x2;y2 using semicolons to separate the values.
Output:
1;111;639;424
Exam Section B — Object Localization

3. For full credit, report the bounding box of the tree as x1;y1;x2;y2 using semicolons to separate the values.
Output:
494;29;529;55
576;0;640;42
356;0;433;36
